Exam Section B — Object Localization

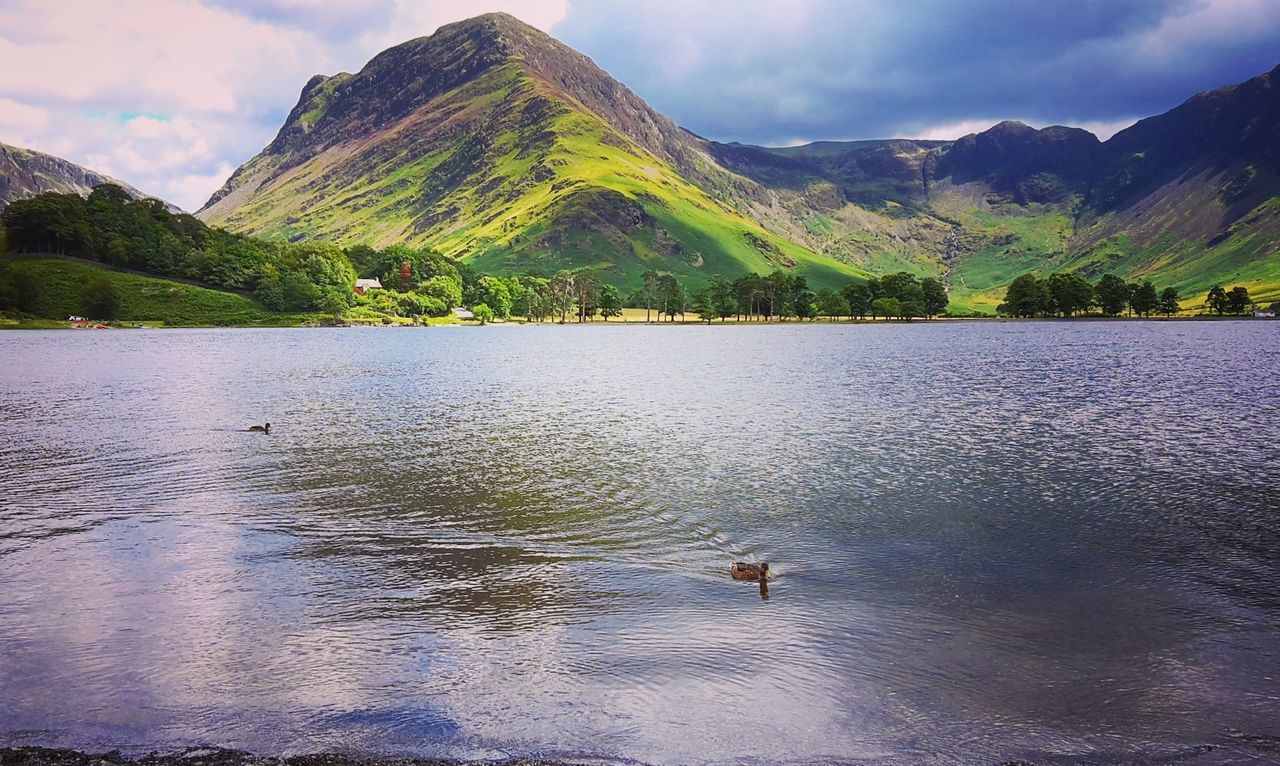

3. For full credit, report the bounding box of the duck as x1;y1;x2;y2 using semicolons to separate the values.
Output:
247;423;271;434
730;562;769;581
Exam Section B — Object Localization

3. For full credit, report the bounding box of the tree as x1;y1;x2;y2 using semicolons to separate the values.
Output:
320;290;348;320
787;275;817;321
1130;281;1159;317
733;273;763;320
549;271;575;323
472;303;494;325
641;269;660;322
1205;285;1228;315
871;297;900;320
880;272;920;301
708;274;736;321
418;275;462;309
920;277;948;318
597;284;623;321
691;290;717;323
1095;273;1130;316
842;281;872;319
1047;272;1094;317
657;272;685;321
815;288;849;320
0;263;39;314
1001;274;1049;317
1159;287;1180;316
757;271;780;320
82;278;121;320
344;244;381;277
474;275;513;318
571;268;599;322
1226;286;1252;315
519;276;552;321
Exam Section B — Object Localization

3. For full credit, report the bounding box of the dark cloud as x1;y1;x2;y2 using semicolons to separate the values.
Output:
553;0;1280;142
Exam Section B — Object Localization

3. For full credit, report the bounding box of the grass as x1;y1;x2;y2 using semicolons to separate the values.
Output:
2;257;323;327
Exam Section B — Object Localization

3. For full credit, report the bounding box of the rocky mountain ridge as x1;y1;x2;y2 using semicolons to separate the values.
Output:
0;142;154;212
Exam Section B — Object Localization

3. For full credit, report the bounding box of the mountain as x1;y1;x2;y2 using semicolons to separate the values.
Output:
197;12;864;290
0;142;154;212
199;13;1279;309
712;65;1280;310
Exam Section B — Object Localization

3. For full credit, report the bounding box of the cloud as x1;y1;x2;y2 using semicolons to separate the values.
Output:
911;117;1138;142
0;0;567;211
0;98;49;139
0;0;1275;211
555;0;1280;144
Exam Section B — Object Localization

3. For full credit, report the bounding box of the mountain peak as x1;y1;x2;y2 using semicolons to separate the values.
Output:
934;118;1102;200
438;11;541;34
200;11;712;215
986;120;1034;134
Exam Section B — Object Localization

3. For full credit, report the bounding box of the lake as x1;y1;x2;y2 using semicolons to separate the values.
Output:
1;321;1278;766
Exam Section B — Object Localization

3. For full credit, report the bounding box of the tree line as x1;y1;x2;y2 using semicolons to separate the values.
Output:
463;268;951;323
624;269;949;323
1000;271;1265;317
1;186;355;313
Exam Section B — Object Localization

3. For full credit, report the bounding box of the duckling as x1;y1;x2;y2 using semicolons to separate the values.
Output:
730;561;769;581
247;423;271;434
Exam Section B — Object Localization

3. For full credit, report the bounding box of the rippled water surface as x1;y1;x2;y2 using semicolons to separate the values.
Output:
2;322;1279;765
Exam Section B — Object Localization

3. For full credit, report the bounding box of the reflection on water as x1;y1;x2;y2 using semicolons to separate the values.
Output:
1;322;1279;765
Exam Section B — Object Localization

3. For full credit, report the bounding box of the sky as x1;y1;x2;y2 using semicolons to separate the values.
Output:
1;0;1278;212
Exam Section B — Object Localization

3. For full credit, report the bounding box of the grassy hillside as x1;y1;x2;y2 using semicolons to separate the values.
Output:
198;19;868;293
2;257;316;326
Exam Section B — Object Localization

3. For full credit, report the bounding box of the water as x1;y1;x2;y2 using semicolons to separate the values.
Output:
1;321;1278;765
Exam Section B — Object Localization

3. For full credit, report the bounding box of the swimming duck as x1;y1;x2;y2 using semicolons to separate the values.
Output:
731;562;769;581
247;423;271;434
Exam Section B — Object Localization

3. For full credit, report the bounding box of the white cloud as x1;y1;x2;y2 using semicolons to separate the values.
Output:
0;0;322;113
912;120;1010;141
910;116;1139;142
0;0;568;211
1134;0;1280;61
1071;118;1140;141
154;162;240;211
0;98;49;132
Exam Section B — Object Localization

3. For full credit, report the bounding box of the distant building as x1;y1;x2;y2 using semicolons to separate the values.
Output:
452;307;474;320
1255;307;1276;318
354;278;383;296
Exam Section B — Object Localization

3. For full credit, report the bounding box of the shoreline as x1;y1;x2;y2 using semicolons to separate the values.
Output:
0;742;1238;766
1;315;1273;331
0;749;577;766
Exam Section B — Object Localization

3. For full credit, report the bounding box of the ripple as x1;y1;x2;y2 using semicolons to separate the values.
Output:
1;323;1278;765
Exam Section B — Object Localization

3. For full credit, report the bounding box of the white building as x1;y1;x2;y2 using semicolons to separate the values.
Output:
354;278;383;296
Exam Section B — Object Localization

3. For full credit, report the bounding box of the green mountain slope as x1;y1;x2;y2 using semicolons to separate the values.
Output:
197;14;864;291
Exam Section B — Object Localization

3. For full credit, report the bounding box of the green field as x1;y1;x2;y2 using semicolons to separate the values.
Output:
2;257;321;327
